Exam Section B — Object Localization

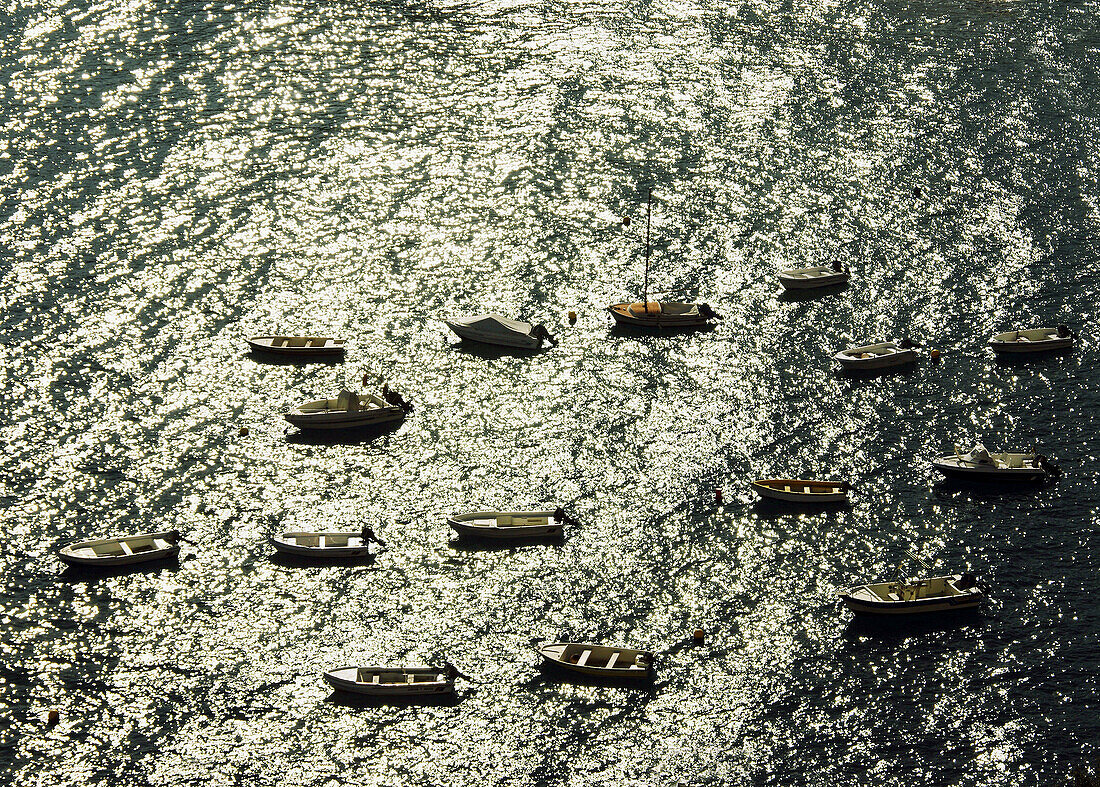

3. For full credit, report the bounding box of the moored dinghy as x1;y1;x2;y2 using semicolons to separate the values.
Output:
779;261;849;290
271;528;384;558
840;573;986;615
989;326;1074;354
444;314;556;349
834;340;918;370
324;665;456;696
538;642;654;680
752;479;850;503
285;389;410;431
59;530;182;567
248;336;346;357
932;443;1060;482
448;508;575;539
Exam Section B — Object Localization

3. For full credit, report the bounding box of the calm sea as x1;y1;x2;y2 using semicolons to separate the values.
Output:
1;0;1097;784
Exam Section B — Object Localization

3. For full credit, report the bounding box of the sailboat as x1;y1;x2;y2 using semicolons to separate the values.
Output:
608;190;719;329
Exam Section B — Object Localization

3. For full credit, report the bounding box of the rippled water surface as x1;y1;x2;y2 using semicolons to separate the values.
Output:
2;0;1098;783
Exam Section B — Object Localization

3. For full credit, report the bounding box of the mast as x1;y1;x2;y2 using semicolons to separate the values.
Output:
643;189;651;307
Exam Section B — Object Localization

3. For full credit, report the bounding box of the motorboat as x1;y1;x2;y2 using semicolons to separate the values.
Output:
840;573;986;615
834;340;918;370
989;326;1074;354
537;642;654;680
59;530;182;567
447;508;575;539
608;190;719;330
324;666;454;696
752;479;849;503
247;336;346;357
284;389;409;430
778;262;849;290
270;530;379;558
444;314;556;349
932;443;1059;482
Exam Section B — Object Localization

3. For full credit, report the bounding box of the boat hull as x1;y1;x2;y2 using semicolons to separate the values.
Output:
59;531;181;567
248;336;346;356
840;574;985;615
752;479;848;503
778;269;849;290
284;409;405;430
608;303;710;328
324;667;453;696
444;322;541;349
271;533;372;557
989;332;1073;354
932;458;1047;483
537;643;653;680
834;344;917;369
448;510;563;539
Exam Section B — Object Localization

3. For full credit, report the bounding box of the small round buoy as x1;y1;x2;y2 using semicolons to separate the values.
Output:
238;426;249;437
693;628;705;643
930;349;941;362
715;488;723;504
47;709;59;726
568;311;577;323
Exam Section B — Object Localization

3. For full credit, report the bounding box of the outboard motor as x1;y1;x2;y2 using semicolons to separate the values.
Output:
831;260;845;273
698;303;721;320
552;507;580;527
1057;324;1072;338
1036;454;1061;478
383;388;413;413
957;572;978;590
533;323;558;347
898;338;921;349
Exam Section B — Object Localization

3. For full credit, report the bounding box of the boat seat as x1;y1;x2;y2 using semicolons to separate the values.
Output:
496;515;513;526
605;652;620;669
887;593;901;601
576;649;593;667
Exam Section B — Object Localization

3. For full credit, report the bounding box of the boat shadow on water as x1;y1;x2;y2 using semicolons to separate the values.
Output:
57;556;183;582
609;322;717;340
324;690;463;709
778;282;850;302
753;498;851;520
530;662;660;692
448;534;565;552
931;478;1054;501
285;421;404;446
267;552;377;569
841;608;985;641
993;347;1074;368
835;364;918;385
449;341;547;360
246;351;345;366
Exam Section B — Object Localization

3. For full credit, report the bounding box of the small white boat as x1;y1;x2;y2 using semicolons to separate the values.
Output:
840;573;986;615
271;531;377;558
752;479;849;503
284;389;409;431
834;340;918;370
59;530;181;567
324;666;454;696
778;263;849;290
248;336;346;357
447;509;573;539
537;642;654;680
932;443;1059;482
444;314;556;349
989;326;1074;354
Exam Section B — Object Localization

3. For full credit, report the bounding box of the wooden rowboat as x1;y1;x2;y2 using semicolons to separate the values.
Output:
989;327;1074;354
840;573;986;615
285;389;409;431
59;530;181;567
248;336;346;357
324;666;454;696
537;642;654;680
447;509;574;539
752;479;849;503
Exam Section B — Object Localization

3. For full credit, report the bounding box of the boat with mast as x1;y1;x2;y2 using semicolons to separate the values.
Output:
608;190;719;329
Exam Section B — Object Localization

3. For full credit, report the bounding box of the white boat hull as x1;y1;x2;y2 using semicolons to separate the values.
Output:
248;336;346;356
324;666;453;696
778;267;849;290
608;301;712;328
834;342;917;369
59;531;181;567
989;328;1073;354
538;642;653;679
285;391;406;431
271;532;372;557
932;455;1048;482
445;322;541;349
448;509;564;539
841;574;985;615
